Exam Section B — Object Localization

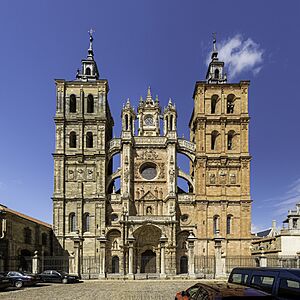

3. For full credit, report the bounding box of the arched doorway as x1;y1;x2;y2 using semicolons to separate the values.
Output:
180;256;188;274
141;250;156;273
133;225;161;274
20;249;32;272
112;256;119;273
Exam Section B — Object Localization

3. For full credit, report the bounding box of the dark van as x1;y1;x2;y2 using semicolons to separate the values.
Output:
228;267;300;300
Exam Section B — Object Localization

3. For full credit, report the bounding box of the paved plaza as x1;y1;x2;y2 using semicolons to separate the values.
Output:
0;279;218;300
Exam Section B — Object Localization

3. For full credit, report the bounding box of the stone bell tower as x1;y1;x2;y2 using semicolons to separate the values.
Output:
189;36;252;256
53;30;114;256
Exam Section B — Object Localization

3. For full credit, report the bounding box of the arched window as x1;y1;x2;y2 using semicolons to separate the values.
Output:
70;94;76;113
227;131;234;150
125;114;129;130
41;233;48;246
227;94;235;114
83;213;90;232
130;116;133;133
211;95;218;114
214;69;219;79
69;213;76;232
86;132;93;148
170;115;173;131
211;131;218;150
85;67;91;75
24;227;32;244
69;131;77;148
227;215;232;234
87;94;94;113
112;256;119;273
213;215;220;234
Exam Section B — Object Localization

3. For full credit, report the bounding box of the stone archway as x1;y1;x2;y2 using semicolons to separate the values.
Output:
141;249;156;273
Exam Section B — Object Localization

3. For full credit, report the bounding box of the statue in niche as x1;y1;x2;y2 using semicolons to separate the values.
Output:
169;169;175;182
146;206;152;215
210;173;216;184
159;188;163;199
154;187;158;198
219;171;226;184
230;174;236;184
136;188;140;199
112;240;118;250
182;241;188;250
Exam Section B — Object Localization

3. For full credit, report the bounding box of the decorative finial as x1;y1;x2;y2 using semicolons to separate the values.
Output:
155;95;159;102
168;97;172;105
147;86;152;99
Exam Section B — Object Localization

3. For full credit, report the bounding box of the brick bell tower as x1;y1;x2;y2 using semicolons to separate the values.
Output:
53;30;113;256
189;35;252;256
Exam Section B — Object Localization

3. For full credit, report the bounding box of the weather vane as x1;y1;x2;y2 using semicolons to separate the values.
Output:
89;28;95;37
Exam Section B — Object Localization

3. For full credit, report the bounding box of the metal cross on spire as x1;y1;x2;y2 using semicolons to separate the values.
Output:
212;32;217;52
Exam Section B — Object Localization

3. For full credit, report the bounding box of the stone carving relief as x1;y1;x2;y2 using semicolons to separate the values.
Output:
137;148;159;161
158;163;165;179
219;171;227;184
87;168;94;180
77;168;84;180
67;165;95;181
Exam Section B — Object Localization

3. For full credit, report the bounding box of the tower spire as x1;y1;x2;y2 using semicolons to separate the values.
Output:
205;33;227;84
76;29;99;81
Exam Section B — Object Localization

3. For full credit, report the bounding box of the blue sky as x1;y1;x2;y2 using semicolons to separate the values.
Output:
0;0;299;232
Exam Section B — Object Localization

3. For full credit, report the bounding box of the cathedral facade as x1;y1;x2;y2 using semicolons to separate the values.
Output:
52;33;252;277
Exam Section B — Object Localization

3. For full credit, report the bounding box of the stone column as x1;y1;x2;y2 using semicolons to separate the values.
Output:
127;235;135;279
259;249;267;267
97;232;107;279
73;235;84;278
213;231;225;279
187;231;197;278
160;234;168;278
297;252;300;269
32;251;40;274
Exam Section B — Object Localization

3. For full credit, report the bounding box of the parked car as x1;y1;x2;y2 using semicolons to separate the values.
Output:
38;270;79;284
5;271;39;288
0;274;11;291
175;282;273;299
228;267;300;300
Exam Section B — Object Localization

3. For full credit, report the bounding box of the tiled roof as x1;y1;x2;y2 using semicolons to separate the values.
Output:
0;204;52;229
256;229;271;238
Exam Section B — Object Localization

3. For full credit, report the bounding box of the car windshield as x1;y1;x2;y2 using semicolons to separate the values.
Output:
58;271;68;276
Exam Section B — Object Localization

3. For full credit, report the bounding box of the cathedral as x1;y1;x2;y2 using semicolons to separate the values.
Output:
52;32;252;278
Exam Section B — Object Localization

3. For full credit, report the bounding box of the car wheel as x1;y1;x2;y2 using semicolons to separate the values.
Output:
15;280;23;288
62;278;68;284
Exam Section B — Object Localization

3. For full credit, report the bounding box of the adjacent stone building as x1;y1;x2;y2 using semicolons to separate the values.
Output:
252;202;300;257
52;33;252;277
0;204;53;271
